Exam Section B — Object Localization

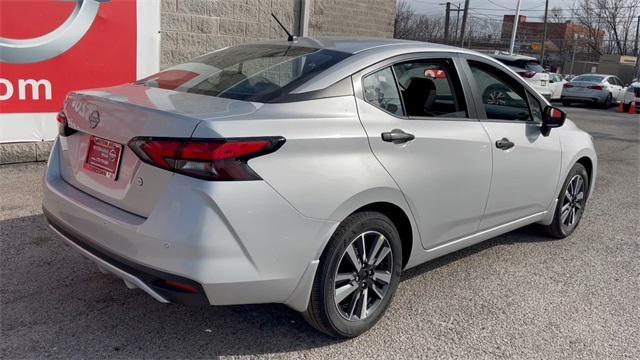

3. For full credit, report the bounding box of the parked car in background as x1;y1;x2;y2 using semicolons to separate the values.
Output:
561;74;626;108
564;74;576;81
548;73;567;100
621;81;640;112
489;53;552;99
43;39;597;338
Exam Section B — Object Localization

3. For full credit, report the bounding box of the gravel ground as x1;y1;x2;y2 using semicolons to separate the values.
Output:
1;107;638;359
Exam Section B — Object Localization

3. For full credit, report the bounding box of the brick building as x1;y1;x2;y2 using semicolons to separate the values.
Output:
500;15;605;54
160;0;397;68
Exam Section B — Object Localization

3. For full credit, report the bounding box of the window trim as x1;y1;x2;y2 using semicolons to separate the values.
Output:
458;54;549;124
352;52;480;122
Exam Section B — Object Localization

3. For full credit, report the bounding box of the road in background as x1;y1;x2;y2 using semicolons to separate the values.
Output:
1;107;638;359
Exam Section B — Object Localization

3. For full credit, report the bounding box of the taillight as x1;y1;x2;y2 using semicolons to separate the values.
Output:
56;110;77;137
128;137;285;181
520;71;536;78
563;83;573;88
588;85;603;90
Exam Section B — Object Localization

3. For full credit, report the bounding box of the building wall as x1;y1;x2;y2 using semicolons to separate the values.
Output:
160;0;396;68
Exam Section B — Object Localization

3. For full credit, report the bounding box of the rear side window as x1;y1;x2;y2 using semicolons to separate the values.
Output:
392;59;468;118
137;44;350;102
573;75;604;82
362;67;403;116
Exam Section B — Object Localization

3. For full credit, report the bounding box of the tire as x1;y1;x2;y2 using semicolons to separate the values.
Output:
482;84;510;106
562;99;571;107
540;163;589;239
622;102;630;112
601;94;612;109
302;211;403;338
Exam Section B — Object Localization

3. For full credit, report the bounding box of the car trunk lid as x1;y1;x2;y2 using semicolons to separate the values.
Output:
59;84;259;217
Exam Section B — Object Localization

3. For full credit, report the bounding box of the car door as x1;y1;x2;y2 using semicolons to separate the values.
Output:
353;54;492;250
460;57;562;230
606;77;622;100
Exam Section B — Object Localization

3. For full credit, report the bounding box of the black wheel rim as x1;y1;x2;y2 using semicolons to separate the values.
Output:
333;231;393;321
560;174;586;233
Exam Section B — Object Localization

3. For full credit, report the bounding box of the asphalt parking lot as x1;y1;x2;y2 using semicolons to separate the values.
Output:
1;106;638;359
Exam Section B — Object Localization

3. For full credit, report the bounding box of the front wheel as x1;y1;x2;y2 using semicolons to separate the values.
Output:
302;211;403;338
540;163;589;238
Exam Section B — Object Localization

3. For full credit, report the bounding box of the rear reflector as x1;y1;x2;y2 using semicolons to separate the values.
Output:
128;137;285;181
160;280;199;294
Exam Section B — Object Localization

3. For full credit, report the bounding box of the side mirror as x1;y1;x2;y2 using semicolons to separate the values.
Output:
541;106;566;136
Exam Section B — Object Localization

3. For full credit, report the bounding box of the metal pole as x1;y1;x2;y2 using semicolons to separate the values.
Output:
299;0;310;36
570;34;578;75
633;15;639;57
444;2;451;44
540;0;549;66
454;4;461;42
458;0;470;47
509;0;522;54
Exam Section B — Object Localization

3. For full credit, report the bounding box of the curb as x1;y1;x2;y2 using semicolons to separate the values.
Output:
0;141;53;165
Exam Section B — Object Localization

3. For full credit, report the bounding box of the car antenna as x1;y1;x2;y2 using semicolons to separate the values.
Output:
271;13;295;42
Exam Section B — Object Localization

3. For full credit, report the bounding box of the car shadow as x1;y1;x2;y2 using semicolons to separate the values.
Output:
0;213;556;358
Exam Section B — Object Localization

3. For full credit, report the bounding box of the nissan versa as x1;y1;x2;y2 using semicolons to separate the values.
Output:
43;38;597;338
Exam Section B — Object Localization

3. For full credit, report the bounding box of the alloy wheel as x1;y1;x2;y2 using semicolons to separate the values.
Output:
560;174;586;232
487;91;507;105
333;231;393;321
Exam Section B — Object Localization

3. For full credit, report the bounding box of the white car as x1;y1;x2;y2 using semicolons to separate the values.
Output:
489;53;552;99
621;81;640;112
561;74;626;108
548;73;567;100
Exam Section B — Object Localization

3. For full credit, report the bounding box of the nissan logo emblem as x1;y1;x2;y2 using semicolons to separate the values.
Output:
89;110;100;129
0;0;110;64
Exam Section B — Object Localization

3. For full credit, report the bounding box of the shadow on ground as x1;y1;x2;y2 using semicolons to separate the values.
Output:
0;213;557;358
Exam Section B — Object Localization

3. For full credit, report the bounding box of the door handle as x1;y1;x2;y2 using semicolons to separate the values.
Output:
381;129;415;144
495;137;515;150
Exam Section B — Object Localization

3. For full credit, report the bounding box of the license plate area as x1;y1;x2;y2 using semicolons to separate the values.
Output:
84;136;123;181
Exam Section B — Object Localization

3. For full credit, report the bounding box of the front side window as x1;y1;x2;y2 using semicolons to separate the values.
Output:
527;91;543;123
392;59;467;118
469;61;532;121
362;67;403;116
137;44;350;102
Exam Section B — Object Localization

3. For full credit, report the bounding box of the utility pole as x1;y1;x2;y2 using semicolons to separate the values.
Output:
634;15;639;57
454;4;461;42
540;0;549;67
570;33;578;75
443;2;451;44
509;0;522;54
458;0;470;47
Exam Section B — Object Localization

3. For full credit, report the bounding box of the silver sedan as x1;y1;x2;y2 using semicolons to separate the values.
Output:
43;38;597;338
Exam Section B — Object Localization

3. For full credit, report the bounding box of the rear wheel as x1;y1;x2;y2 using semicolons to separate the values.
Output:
540;163;589;238
601;94;612;109
302;211;402;338
622;102;631;112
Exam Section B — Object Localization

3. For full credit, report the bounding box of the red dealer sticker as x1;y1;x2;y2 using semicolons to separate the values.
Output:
0;0;137;113
84;136;123;181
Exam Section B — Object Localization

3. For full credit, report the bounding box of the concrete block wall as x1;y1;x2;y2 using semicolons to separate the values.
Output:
160;0;300;69
160;0;397;68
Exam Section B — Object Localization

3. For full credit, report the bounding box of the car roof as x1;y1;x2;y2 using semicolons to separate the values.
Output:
258;36;462;54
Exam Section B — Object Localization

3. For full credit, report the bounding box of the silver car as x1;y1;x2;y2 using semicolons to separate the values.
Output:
561;74;625;108
43;38;597;338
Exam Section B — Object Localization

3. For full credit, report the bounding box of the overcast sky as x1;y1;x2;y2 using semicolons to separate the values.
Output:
406;0;571;22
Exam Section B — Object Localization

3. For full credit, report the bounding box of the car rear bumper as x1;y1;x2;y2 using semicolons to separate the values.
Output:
43;139;337;310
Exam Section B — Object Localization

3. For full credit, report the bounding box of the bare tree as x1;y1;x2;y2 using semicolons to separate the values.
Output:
572;0;640;55
394;1;445;42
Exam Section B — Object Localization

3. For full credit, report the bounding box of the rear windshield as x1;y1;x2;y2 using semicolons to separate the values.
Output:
500;59;544;73
137;44;350;102
572;75;604;82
